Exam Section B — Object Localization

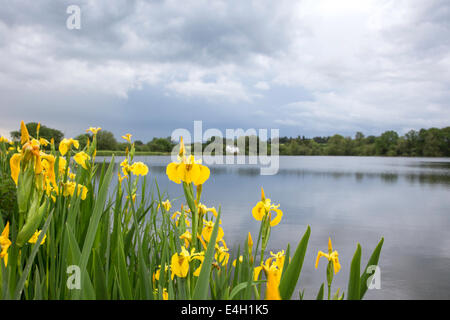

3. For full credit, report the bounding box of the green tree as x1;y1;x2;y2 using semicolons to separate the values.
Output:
75;133;90;149
0;170;17;221
404;130;419;156
355;131;365;141
422;128;444;157
147;137;173;153
375;131;399;155
442;127;450;157
326;134;346;155
96;130;118;150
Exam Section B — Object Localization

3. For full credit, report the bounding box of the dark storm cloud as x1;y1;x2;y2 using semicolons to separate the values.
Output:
0;0;294;65
0;0;449;140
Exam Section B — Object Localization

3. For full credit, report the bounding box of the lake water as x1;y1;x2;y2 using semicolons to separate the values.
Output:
99;155;450;300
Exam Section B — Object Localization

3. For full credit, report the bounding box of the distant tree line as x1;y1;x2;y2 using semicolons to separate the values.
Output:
74;132;174;153
10;123;174;153
278;127;450;157
10;123;450;157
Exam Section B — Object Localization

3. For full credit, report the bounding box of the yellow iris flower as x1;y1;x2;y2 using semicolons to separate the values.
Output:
39;138;49;147
40;153;56;187
264;263;282;300
214;245;229;266
126;193;137;203
232;255;243;267
248;232;253;250
59;138;79;156
86;127;101;135
0;222;11;266
171;207;190;227
190;249;205;277
201;220;224;243
120;159;131;176
170;246;191;279
130;162;149;176
254;257;282;300
120;159;148;176
122;133;132;143
73;151;91;170
197;203;218;218
62;182;89;200
166;137;210;186
10;138;54;186
179;230;192;248
58;157;67;175
158;199;172;212
44;177;59;202
28;230;46;245
170;247;205;278
252;187;283;227
118;172;128;184
315;237;341;274
153;265;170;284
270;250;286;270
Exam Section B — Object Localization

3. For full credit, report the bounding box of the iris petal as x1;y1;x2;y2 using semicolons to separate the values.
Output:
269;208;283;227
10;153;22;185
166;162;181;184
252;202;265;221
193;165;210;186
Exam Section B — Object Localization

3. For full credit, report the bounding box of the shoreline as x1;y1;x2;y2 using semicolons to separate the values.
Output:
95;150;450;159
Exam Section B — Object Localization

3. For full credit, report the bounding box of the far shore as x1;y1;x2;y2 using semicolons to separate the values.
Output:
95;150;450;158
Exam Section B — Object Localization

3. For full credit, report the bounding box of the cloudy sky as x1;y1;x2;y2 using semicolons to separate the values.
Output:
0;0;449;141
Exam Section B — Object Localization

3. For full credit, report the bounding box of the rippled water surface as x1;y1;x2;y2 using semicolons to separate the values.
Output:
98;155;450;299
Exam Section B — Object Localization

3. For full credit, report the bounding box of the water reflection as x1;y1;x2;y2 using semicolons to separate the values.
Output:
127;163;450;185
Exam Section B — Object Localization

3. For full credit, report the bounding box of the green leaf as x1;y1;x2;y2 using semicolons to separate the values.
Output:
316;283;324;300
279;225;310;300
73;157;114;299
116;232;133;299
33;267;42;300
65;223;96;299
299;289;305;300
332;288;341;300
347;243;362;300
192;208;222;300
16;196;47;247
93;249;108;299
14;206;52;299
359;237;384;299
281;243;290;279
229;280;265;300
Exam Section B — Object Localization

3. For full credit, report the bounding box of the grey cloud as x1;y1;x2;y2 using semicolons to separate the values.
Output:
0;0;448;139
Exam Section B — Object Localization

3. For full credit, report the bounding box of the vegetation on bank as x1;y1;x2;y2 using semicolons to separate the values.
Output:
8;122;450;157
95;150;169;156
0;122;383;300
278;128;450;157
